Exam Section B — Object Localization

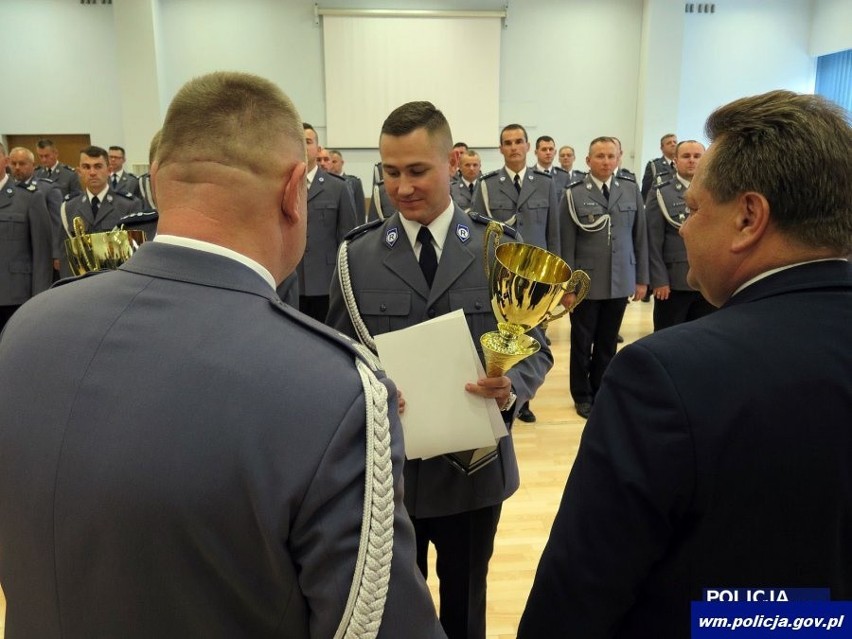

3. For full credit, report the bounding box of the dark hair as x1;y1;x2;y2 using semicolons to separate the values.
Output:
36;139;56;150
675;139;704;155
303;122;317;137
80;145;109;161
704;90;852;253
380;101;452;153
535;135;554;149
108;146;126;156
660;133;677;145
453;142;468;150
588;136;617;153
500;124;528;144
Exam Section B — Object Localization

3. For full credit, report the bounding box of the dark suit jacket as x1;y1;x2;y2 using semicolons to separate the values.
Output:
0;180;54;304
297;169;358;296
0;242;444;639
470;167;560;254
327;207;553;518
518;261;852;638
560;173;648;299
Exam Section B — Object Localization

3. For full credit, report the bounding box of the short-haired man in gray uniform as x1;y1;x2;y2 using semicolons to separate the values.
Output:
0;71;444;639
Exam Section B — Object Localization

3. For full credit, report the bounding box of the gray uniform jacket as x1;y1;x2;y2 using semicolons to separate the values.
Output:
327;207;553;519
646;176;692;290
34;163;81;198
111;171;141;199
24;177;65;259
297;169;357;297
641;157;675;199
0;242;445;639
0;181;54;305
450;179;477;212
559;173;649;300
470;167;560;254
343;174;366;224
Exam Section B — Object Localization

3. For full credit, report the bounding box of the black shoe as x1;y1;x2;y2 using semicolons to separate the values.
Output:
575;402;593;419
617;334;624;343
517;403;536;423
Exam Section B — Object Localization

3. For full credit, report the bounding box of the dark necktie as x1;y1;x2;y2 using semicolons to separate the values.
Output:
91;195;100;218
46;168;52;178
601;183;610;201
513;174;521;194
468;182;474;195
417;226;438;288
111;174;118;189
544;168;550;175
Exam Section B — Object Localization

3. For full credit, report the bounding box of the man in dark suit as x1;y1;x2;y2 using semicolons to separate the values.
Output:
470;124;560;254
327;101;552;639
641;132;678;199
0;143;54;330
34;139;81;198
647;139;714;330
296;123;358;321
108;145;141;198
329;148;367;224
519;90;852;638
560;136;648;418
0;71;444;639
449;149;481;211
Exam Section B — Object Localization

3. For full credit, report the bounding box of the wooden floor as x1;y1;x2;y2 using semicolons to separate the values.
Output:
0;301;655;638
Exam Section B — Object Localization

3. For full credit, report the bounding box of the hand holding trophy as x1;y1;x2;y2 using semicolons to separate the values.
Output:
446;222;590;474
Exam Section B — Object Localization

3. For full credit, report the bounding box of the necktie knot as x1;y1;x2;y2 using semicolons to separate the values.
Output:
417;226;438;288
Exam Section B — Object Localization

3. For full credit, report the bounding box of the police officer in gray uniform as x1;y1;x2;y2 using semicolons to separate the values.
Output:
560;136;649;419
533;135;572;193
59;146;142;277
470;124;560;253
34;139;81;198
328;149;367;223
328;102;552;639
296;123;358;322
647;140;714;331
641;133;678;199
0;143;54;330
449;149;481;212
108;146;142;199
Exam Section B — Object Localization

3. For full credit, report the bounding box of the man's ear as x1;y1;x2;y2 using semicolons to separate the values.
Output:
731;191;771;253
282;160;307;225
449;149;460;173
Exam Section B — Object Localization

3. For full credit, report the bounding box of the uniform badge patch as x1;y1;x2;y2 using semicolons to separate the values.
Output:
385;227;399;247
585;183;592;190
456;223;471;243
5;188;12;194
499;176;506;182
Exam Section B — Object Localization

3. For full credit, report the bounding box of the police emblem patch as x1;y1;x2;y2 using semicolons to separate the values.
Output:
456;223;471;243
385;227;399;247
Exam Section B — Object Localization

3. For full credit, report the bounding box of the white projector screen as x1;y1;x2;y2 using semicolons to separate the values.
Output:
322;15;501;148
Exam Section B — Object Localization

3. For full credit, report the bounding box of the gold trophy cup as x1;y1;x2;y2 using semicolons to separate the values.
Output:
445;222;590;474
65;217;147;275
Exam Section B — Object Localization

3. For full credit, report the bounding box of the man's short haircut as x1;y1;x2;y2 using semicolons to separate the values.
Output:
703;90;852;254
559;145;575;154
148;130;162;166
329;149;343;159
675;140;704;155
500;124;528;143
463;149;480;160
303;122;317;138
453;142;468;150
109;146;126;156
380;101;453;155
660;133;677;145
155;72;303;178
535;135;555;149
588;136;617;152
80;146;109;162
36;139;56;150
10;147;35;162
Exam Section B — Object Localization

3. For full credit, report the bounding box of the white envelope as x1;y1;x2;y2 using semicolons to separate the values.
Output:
374;309;508;459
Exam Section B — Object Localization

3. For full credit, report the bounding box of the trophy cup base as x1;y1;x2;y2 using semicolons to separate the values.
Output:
481;327;541;377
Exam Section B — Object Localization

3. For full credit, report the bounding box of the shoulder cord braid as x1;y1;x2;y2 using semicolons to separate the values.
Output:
655;187;683;230
566;186;610;235
140;175;155;211
333;356;394;639
372;184;385;221
337;240;378;353
60;200;73;238
479;179;492;218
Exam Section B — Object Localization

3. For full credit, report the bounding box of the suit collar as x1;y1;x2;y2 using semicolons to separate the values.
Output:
725;260;852;308
118;242;278;299
307;167;328;201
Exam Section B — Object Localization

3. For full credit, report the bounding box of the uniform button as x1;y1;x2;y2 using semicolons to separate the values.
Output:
379;303;387;312
474;301;483;309
427;308;436;318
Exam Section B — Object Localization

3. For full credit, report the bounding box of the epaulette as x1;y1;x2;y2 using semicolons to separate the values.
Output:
652;177;673;190
552;166;569;175
566;176;586;189
467;212;519;239
617;172;637;183
531;168;552;179
344;218;383;241
118;210;159;226
64;193;74;201
19;182;38;192
481;169;501;180
325;172;347;182
60;163;74;171
114;191;136;200
37;177;56;184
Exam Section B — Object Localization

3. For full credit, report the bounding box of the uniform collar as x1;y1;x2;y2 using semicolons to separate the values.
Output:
398;199;454;256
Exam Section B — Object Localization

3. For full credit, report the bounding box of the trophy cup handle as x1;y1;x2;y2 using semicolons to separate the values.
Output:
483;221;503;281
539;268;592;328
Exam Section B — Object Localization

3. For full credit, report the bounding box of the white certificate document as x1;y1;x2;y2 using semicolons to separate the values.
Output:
374;309;508;460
